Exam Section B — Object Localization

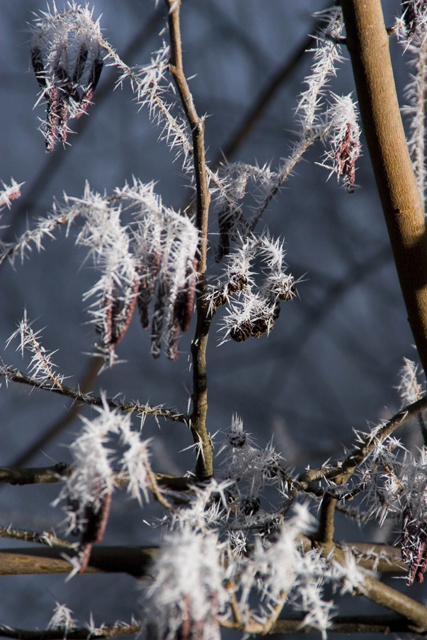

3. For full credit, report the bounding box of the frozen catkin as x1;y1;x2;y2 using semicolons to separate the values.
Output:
30;2;103;150
54;180;199;364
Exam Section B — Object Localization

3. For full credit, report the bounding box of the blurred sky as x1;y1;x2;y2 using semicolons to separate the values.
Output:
0;0;422;633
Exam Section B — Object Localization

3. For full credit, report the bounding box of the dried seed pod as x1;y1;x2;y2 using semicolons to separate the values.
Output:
166;319;181;361
228;273;248;293
230;320;253;342
250;315;271;338
112;276;140;345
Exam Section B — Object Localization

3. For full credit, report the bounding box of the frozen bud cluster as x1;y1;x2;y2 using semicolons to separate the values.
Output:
30;2;103;151
207;235;296;343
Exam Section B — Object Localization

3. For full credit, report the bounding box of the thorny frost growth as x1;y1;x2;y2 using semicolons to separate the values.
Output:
3;180;199;364
6;310;65;390
69;180;198;363
206;235;296;343
210;8;360;262
296;7;344;135
47;602;77;633
31;2;103;151
103;38;194;175
397;357;424;406
400;0;427;200
53;397;152;573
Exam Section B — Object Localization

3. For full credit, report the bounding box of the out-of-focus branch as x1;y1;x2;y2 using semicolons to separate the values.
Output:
0;546;158;577
0;526;75;549
342;0;427;375
0;622;142;640
165;0;213;479
222;615;427;635
1;365;188;424
1;615;425;639
0;464;192;492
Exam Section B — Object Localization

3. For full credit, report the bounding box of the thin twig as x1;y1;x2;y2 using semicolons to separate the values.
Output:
0;464;192;492
165;0;213;479
299;394;427;486
0;526;76;549
1;365;188;424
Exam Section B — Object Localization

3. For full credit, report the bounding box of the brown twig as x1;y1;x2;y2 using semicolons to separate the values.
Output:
0;526;76;549
0;546;158;577
342;0;427;376
0;622;142;640
0;464;192;493
165;0;213;479
1;365;188;424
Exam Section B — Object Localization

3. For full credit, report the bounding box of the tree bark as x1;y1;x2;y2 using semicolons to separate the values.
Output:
342;0;427;373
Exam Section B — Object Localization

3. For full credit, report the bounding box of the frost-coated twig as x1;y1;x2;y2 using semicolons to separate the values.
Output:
3;616;427;639
0;526;76;549
165;0;213;479
0;365;188;424
299;393;427;487
0;621;142;640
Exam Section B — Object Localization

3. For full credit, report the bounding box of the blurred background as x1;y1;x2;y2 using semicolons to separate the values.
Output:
1;0;423;636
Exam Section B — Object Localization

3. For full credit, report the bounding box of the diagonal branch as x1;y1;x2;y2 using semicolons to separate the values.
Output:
1;365;188;424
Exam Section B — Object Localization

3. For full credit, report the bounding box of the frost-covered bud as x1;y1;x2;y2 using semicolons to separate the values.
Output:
401;505;427;584
402;1;427;39
228;419;247;449
230;318;253;343
30;3;103;150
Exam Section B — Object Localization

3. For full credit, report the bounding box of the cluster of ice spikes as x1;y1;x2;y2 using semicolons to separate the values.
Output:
63;180;199;363
30;2;103;151
206;235;296;343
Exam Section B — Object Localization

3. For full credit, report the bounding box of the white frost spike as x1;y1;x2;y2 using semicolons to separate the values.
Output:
0;179;22;211
296;7;344;134
397;357;423;406
47;602;76;632
145;525;226;640
6;310;65;390
119;421;151;505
